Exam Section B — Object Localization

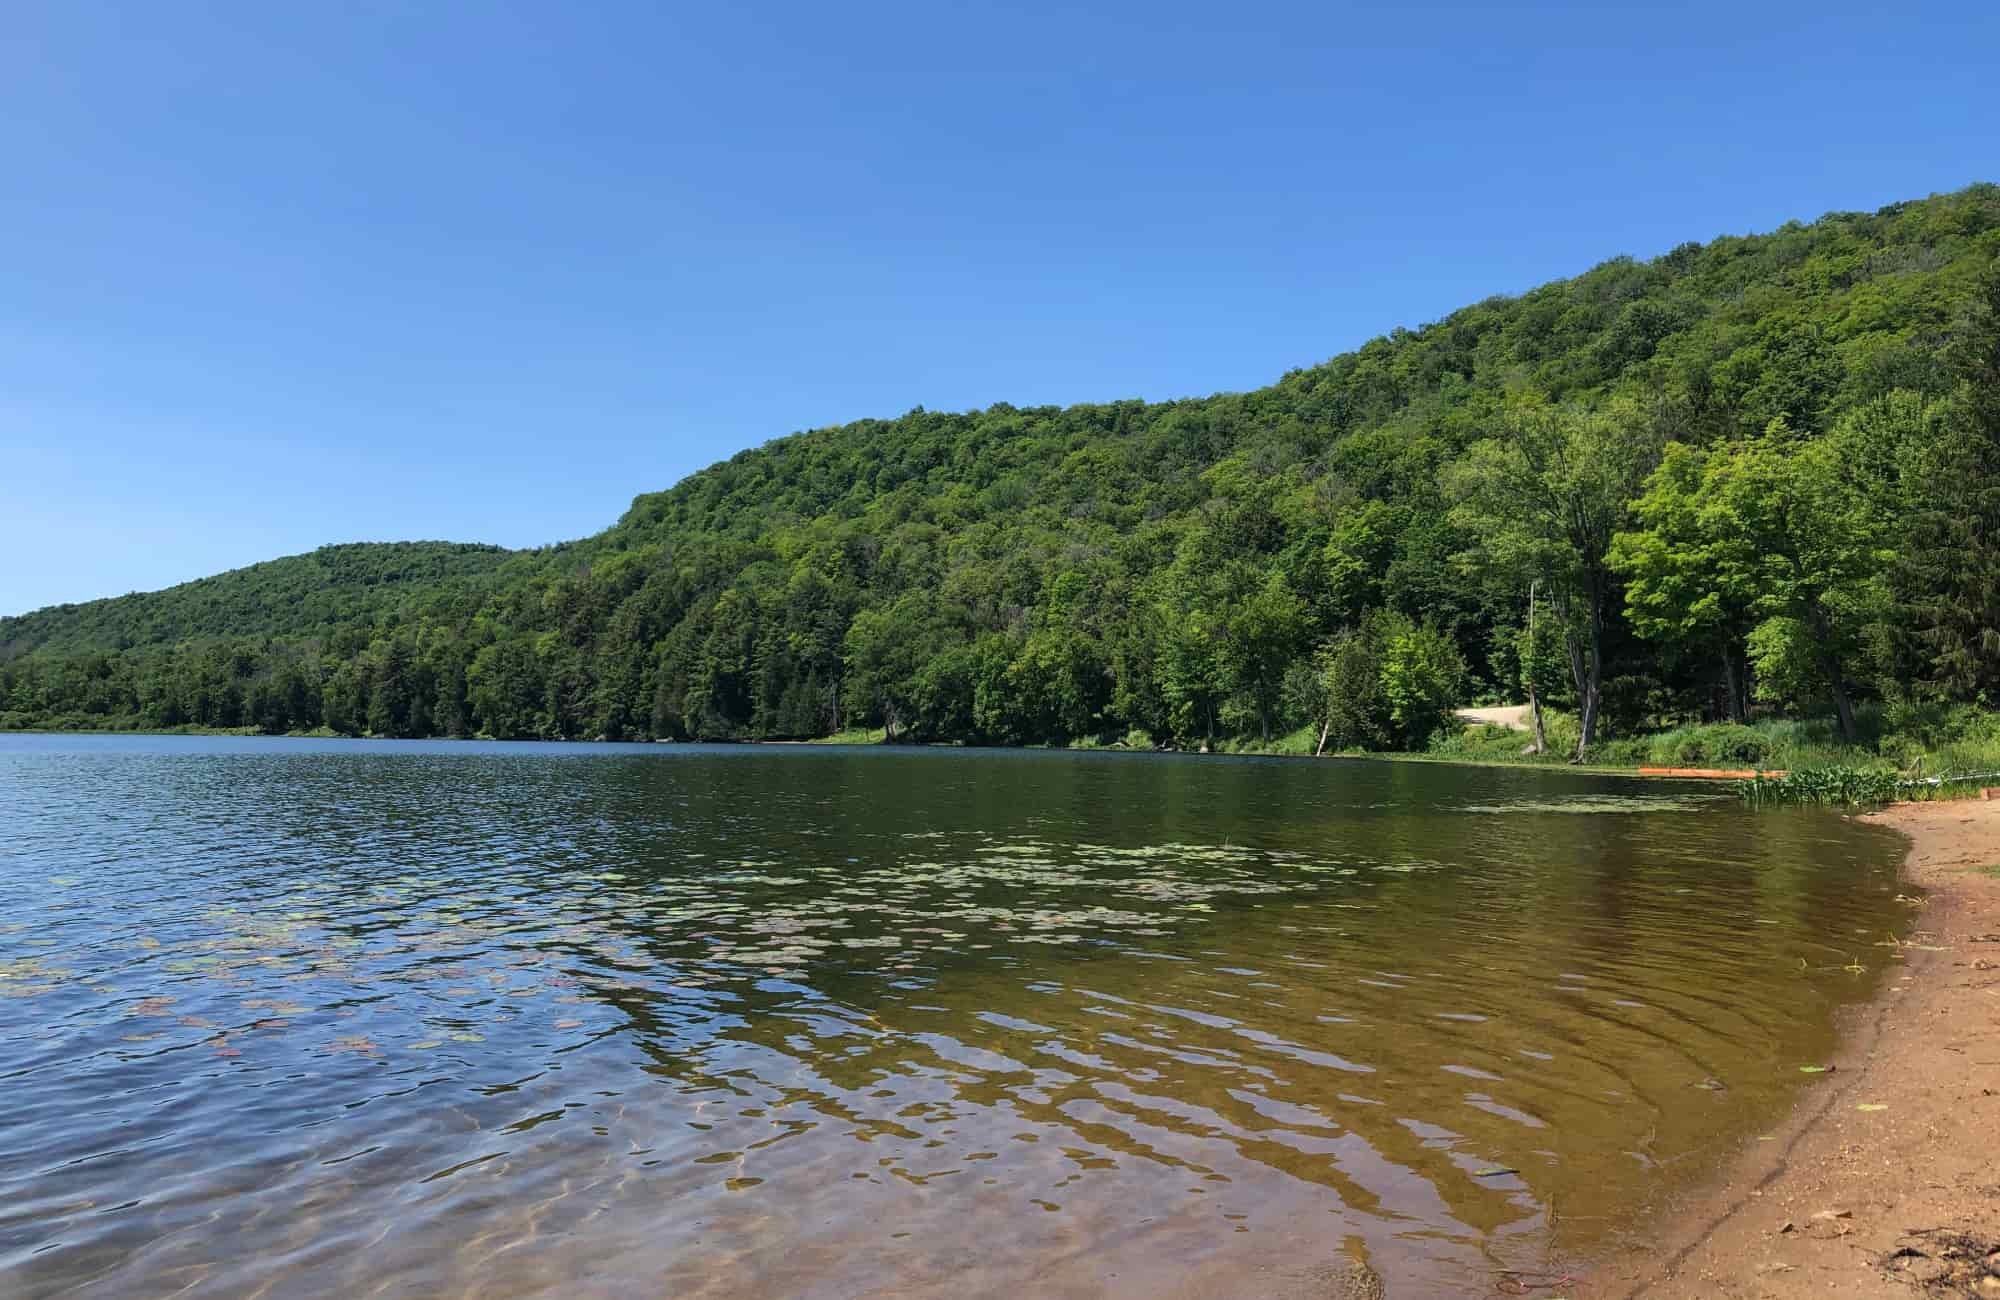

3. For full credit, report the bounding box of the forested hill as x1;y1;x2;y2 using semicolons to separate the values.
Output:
5;185;1998;750
0;543;515;658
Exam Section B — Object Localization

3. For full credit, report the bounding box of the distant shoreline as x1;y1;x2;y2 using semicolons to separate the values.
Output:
0;726;1665;777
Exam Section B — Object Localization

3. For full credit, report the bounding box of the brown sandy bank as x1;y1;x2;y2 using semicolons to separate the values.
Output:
1583;799;2000;1300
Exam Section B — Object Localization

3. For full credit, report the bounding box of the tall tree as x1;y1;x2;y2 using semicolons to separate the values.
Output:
1449;397;1660;757
1311;625;1388;755
1518;580;1561;753
1707;424;1891;740
1378;618;1468;747
1610;442;1758;720
1226;572;1304;742
1893;271;2000;699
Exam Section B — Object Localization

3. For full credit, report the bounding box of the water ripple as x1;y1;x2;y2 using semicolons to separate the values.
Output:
0;736;1910;1297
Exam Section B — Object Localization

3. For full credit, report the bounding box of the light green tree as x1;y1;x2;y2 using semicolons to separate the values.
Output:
1610;442;1759;720
1706;424;1891;740
1379;619;1468;747
1448;396;1660;758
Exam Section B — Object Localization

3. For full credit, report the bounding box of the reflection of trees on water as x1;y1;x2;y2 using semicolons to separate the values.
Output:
18;745;1909;1295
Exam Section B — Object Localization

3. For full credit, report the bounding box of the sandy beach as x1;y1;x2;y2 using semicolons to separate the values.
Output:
1584;798;2000;1299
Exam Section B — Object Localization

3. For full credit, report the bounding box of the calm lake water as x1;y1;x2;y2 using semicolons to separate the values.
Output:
0;735;1911;1297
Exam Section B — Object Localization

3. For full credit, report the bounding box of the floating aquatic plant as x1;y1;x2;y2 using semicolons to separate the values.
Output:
1459;795;1710;815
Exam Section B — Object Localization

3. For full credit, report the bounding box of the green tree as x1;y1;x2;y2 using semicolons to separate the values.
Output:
1892;272;2000;700
1448;397;1659;757
909;643;978;741
1610;442;1758;720
1379;619;1468;747
1322;500;1398;621
1154;606;1231;747
322;660;366;736
684;590;756;739
1225;572;1303;742
1707;425;1891;739
1312;624;1388;754
843;596;950;738
468;638;546;739
366;637;414;737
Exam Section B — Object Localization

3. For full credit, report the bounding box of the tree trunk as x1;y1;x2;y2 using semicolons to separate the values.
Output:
1809;609;1857;743
1720;638;1745;723
1564;632;1589;723
1574;667;1601;761
1569;586;1604;762
1525;581;1546;755
1827;657;1856;742
1528;679;1547;755
1315;716;1331;757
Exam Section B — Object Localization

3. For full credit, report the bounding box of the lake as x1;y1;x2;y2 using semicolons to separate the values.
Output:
0;736;1910;1296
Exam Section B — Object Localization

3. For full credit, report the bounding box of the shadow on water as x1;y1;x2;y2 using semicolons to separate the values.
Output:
0;737;1910;1297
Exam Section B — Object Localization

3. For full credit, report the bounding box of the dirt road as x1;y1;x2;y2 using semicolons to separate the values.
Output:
1455;704;1534;732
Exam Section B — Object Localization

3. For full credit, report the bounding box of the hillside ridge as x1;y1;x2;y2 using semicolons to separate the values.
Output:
0;542;515;658
4;184;1996;749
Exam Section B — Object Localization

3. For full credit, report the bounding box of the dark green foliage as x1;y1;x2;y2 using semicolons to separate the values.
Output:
3;187;1998;747
1315;626;1389;752
1661;722;1772;767
1891;269;2000;699
1298;610;1467;752
0;543;511;659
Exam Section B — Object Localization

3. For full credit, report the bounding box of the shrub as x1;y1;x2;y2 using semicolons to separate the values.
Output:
1735;766;1900;806
1664;722;1771;766
1379;622;1468;748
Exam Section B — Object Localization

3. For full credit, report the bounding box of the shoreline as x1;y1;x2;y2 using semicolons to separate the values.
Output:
0;727;1675;777
1582;799;2000;1298
8;726;1982;789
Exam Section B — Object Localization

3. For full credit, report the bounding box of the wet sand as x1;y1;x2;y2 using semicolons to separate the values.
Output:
1584;799;2000;1299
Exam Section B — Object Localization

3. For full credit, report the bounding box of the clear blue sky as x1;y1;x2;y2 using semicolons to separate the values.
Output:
2;1;1992;615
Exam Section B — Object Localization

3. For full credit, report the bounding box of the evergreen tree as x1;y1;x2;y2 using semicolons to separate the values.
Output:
1893;271;2000;700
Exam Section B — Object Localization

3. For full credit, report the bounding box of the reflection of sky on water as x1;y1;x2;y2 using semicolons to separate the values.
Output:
0;737;1909;1298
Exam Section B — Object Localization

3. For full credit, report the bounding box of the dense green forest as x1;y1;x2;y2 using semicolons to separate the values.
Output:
5;186;1998;757
0;543;514;658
